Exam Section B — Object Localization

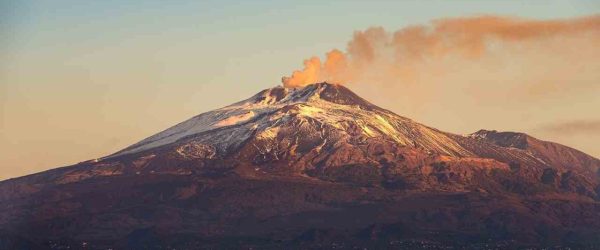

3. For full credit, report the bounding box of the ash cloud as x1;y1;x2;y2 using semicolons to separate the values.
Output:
282;15;600;94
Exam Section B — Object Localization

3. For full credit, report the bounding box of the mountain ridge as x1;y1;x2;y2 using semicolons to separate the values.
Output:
111;82;474;159
1;82;599;249
471;129;600;174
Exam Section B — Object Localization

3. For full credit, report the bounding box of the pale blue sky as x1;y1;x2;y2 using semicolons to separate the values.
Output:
2;1;599;100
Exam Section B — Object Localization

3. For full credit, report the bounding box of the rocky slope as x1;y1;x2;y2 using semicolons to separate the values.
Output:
1;83;599;249
470;129;600;174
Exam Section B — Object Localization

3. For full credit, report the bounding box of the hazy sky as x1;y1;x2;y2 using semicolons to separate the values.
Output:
1;0;599;180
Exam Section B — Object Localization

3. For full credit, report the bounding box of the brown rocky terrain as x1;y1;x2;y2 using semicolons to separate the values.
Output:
1;83;599;249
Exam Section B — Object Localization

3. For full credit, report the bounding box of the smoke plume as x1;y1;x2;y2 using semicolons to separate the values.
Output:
282;15;600;89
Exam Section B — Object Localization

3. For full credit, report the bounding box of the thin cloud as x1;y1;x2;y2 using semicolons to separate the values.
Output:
282;15;600;89
537;120;600;135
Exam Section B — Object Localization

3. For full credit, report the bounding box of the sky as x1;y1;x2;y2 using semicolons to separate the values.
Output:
1;0;599;180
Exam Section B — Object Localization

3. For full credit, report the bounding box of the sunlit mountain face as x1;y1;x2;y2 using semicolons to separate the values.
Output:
1;83;599;249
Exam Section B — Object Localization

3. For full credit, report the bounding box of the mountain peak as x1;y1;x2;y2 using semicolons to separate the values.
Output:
111;82;473;158
247;82;379;110
108;83;599;180
4;82;600;249
470;129;600;174
469;129;529;149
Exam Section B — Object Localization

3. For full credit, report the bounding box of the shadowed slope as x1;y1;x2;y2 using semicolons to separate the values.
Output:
1;83;599;249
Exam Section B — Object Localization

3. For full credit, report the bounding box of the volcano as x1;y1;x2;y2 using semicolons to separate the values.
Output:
1;83;600;249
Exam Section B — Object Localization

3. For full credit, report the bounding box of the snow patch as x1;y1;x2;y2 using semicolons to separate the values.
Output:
358;122;377;137
215;111;255;127
296;105;324;117
176;142;216;159
257;127;280;140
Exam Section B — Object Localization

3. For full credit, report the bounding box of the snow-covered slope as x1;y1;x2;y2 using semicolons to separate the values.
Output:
111;83;473;158
4;82;600;249
469;129;600;174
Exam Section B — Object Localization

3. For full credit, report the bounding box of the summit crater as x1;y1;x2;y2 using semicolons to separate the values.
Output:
1;82;600;249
